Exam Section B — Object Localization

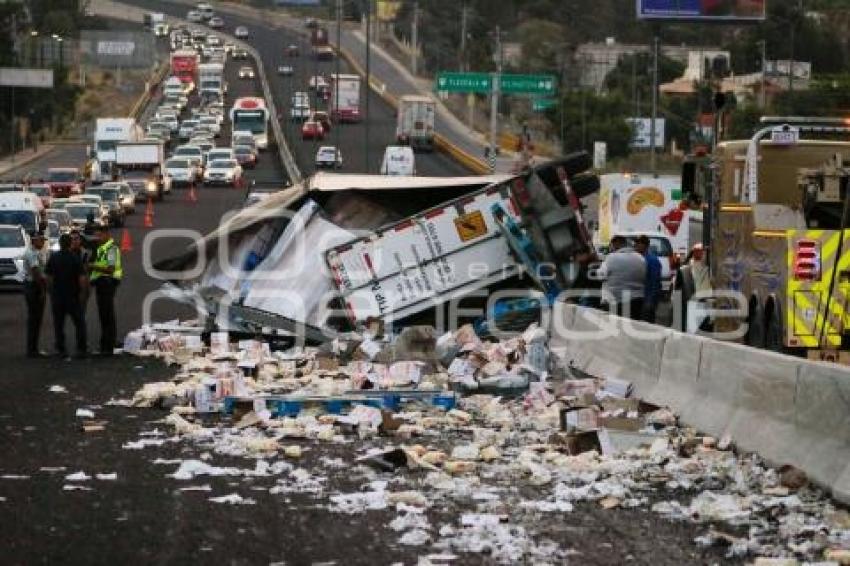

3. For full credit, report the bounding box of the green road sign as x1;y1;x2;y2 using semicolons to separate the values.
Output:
436;71;491;94
436;72;557;96
501;74;557;95
532;97;557;112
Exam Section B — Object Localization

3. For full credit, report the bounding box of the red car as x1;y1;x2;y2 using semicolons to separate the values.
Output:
45;167;83;198
301;120;324;141
233;145;257;169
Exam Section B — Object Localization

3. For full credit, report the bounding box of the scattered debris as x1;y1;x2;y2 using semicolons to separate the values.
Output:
48;385;67;394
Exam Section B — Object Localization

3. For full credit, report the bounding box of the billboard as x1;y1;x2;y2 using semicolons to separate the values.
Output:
0;68;54;88
626;118;665;149
637;0;766;21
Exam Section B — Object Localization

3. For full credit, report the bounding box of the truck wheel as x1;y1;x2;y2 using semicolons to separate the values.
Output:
746;296;765;348
764;297;783;352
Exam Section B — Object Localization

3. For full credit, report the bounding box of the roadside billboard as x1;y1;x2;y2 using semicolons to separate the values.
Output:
636;0;766;21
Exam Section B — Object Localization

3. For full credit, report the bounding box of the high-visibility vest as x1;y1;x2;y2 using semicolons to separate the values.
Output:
90;238;123;281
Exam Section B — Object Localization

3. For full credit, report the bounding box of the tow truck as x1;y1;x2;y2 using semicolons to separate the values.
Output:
679;117;850;361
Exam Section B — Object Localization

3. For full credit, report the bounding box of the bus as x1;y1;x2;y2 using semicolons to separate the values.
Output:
229;97;270;150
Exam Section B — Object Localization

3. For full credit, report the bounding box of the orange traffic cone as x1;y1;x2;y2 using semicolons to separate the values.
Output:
120;228;133;252
143;197;154;228
186;183;198;203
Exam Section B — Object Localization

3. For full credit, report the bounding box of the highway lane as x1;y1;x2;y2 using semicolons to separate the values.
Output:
128;0;470;177
0;34;282;358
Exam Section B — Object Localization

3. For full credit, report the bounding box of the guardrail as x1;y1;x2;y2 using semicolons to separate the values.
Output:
549;302;850;504
128;62;169;120
239;40;302;184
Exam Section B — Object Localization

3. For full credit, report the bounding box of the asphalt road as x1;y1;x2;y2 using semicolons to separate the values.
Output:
125;0;470;177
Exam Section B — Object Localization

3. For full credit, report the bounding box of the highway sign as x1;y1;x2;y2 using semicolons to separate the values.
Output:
501;74;556;96
436;72;491;94
532;98;557;112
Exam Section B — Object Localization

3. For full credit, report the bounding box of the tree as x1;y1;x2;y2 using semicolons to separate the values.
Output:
514;19;564;72
549;91;632;158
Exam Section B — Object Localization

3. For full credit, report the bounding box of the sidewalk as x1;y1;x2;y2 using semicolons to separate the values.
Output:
0;144;56;178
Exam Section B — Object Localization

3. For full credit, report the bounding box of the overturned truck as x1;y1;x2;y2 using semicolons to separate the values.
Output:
155;155;600;342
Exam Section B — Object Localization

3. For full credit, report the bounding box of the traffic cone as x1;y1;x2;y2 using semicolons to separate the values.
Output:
120;228;133;252
143;197;154;228
186;182;198;203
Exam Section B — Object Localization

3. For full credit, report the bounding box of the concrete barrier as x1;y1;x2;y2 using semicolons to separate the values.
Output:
549;302;850;504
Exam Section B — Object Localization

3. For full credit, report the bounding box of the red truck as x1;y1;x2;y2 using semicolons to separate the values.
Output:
45;167;83;198
170;49;199;84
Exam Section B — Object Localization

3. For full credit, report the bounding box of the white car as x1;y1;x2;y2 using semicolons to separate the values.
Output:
308;75;328;90
187;10;203;23
46;220;61;252
164;157;199;189
238;66;255;79
197;116;221;137
234;26;249;38
208;16;224;29
172;144;205;169
0;224;29;287
206;148;233;163
178;119;199;140
204;159;243;187
315;146;343;169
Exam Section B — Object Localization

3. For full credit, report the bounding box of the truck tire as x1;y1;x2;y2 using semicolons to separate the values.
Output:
746;295;765;348
764;296;783;352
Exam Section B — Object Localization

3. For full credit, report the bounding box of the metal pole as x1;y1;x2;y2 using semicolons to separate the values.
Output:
650;36;658;175
489;25;501;170
760;39;767;109
335;0;341;157
10;87;15;162
789;25;795;94
365;0;371;172
460;3;467;72
410;1;418;76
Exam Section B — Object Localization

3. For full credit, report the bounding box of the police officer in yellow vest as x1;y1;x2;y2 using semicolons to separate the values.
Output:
88;224;122;357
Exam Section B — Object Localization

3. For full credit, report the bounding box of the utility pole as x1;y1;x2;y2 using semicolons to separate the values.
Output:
650;36;659;176
410;1;419;76
460;3;468;72
365;0;371;172
489;25;502;171
335;0;342;158
760;39;767;109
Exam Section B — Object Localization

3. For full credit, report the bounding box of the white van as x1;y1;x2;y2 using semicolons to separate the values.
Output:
379;146;415;176
0;192;43;234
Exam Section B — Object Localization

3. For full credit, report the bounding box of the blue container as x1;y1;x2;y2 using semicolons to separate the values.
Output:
223;397;236;414
324;399;348;414
433;394;456;411
382;395;401;411
276;400;303;417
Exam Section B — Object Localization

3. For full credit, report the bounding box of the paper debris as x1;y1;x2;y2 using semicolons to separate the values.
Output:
48;385;67;394
209;493;256;505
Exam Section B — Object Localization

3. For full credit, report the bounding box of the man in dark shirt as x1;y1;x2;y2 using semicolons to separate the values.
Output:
69;230;92;316
46;233;87;359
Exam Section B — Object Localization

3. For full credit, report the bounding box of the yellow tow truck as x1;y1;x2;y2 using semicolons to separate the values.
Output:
681;117;850;361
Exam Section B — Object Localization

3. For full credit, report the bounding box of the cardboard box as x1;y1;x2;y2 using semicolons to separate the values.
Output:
559;406;599;432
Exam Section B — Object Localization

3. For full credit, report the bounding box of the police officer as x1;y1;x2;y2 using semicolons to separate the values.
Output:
46;233;87;359
89;224;122;357
23;231;48;357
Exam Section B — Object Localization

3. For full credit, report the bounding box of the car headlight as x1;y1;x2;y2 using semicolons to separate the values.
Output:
146;181;157;192
14;257;24;271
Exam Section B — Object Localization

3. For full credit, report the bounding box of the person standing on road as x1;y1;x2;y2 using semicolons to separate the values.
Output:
22;231;48;357
635;235;662;324
89;224;122;357
46;233;87;359
600;235;645;319
69;230;92;316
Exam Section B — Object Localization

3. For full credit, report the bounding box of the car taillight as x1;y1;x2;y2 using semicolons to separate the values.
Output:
793;239;820;281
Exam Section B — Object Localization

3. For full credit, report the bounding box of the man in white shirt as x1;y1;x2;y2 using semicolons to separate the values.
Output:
601;235;646;319
23;231;48;357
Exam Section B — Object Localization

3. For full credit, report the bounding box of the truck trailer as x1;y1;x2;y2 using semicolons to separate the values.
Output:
396;95;436;151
